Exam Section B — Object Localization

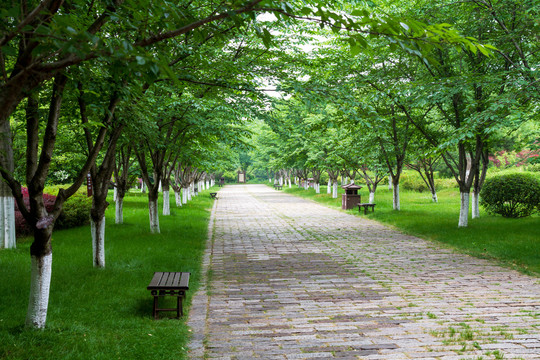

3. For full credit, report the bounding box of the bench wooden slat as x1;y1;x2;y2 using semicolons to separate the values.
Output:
179;272;190;288
148;272;164;288
165;272;175;287
147;272;190;290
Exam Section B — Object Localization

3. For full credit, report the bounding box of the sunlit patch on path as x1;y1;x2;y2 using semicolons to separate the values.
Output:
188;184;540;359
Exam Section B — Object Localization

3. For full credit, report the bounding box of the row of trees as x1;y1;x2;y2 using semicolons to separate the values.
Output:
249;0;539;227
0;0;509;329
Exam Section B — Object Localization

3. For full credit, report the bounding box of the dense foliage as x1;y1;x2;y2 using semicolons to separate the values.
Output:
480;173;540;218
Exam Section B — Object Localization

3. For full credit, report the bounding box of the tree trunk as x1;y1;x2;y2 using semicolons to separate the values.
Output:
141;181;146;193
25;228;53;329
90;216;106;268
288;178;291;188
182;187;188;204
327;179;331;194
471;192;480;219
113;187;117;202
369;191;375;204
459;192;470;227
388;175;393;190
162;190;170;215
162;180;170;216
115;194;124;224
332;181;338;199
431;191;438;203
315;183;320;194
0;185;16;249
175;189;182;207
393;183;400;210
0;119;16;249
148;193;160;233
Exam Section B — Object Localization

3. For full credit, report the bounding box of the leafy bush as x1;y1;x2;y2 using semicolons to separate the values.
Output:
399;172;429;192
434;178;458;190
56;193;92;230
480;173;540;218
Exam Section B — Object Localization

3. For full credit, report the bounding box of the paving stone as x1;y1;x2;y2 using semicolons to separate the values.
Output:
188;185;540;360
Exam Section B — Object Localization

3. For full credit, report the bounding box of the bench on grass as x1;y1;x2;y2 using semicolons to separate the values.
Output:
210;192;218;199
273;184;283;190
358;203;376;215
147;272;190;320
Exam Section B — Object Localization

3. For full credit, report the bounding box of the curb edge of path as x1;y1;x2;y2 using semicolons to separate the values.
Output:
187;193;218;359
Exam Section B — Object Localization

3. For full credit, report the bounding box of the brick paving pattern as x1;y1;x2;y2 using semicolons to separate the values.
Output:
188;184;540;359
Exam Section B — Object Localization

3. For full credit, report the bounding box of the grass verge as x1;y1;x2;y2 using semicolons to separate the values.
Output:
281;184;540;276
0;188;216;360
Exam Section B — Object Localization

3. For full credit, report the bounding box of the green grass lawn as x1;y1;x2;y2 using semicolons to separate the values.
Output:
0;188;215;360
281;184;540;276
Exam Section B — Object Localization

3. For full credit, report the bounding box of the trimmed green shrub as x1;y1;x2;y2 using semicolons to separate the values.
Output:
56;193;92;229
399;172;429;192
480;173;540;218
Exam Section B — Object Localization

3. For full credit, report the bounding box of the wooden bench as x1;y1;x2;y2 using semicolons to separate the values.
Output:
147;272;190;320
210;192;217;199
358;203;376;215
273;184;283;190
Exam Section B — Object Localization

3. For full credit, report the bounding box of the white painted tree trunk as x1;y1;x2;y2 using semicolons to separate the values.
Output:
188;184;193;201
332;181;338;199
315;183;320;194
280;176;283;186
162;190;170;216
472;192;480;219
206;180;210;189
459;192;470;227
141;182;146;193
304;181;309;190
0;196;16;249
369;191;375;204
149;199;160;233
388;175;393;190
392;183;400;210
268;178;271;183
288;178;291;188
182;188;188;204
175;190;182;207
25;253;52;328
432;192;438;203
115;197;124;224
113;187;117;202
327;179;331;194
158;181;162;193
91;217;106;268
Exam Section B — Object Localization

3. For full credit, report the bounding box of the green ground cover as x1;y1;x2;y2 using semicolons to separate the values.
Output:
0;188;215;360
281;184;540;276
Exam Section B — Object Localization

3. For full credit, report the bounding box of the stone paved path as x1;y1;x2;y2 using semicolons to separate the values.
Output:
188;184;540;360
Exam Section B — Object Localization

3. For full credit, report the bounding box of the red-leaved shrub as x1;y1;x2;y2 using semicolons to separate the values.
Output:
14;187;56;237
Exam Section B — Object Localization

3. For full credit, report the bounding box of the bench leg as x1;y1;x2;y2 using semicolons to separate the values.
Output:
176;296;183;318
153;296;159;320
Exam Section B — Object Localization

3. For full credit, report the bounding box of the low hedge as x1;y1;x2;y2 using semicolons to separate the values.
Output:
480;173;540;218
